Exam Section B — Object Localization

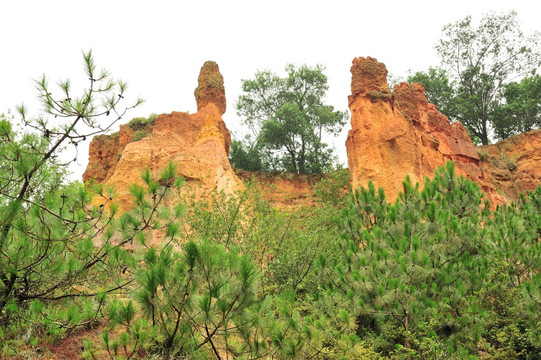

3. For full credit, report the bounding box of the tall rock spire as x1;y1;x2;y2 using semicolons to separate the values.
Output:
194;61;226;115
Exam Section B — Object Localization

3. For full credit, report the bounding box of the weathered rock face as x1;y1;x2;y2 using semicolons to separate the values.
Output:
392;82;479;164
478;129;541;202
346;57;504;203
84;61;240;210
235;170;324;211
85;57;541;212
346;57;422;200
83;125;135;183
195;61;227;117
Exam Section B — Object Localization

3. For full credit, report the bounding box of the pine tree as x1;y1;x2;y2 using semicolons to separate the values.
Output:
329;162;492;356
0;51;143;351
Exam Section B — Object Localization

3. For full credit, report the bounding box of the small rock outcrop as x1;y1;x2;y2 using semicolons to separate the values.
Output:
84;61;240;210
83;124;141;183
346;57;503;203
478;129;541;202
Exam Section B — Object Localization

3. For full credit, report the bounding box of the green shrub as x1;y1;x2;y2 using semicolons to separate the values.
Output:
312;168;351;207
133;129;149;141
127;113;157;131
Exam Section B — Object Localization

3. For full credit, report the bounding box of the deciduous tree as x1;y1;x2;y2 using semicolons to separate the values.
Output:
425;11;540;144
235;64;347;174
492;75;541;140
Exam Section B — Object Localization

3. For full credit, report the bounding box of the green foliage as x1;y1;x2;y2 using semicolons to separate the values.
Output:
86;170;359;359
98;240;264;359
229;137;267;172
141;242;260;356
181;181;283;257
3;146;541;358
133;129;149;141
3;50;541;359
319;162;541;358
489;187;541;354
266;209;342;296
312;168;352;208
492;75;541;140
0;51;144;354
127;113;157;142
235;64;348;174
475;259;541;360
488;187;541;289
416;11;541;144
180;180;343;297
332;163;490;355
127;113;157;131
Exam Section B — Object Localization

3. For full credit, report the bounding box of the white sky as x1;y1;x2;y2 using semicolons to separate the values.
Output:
1;1;540;180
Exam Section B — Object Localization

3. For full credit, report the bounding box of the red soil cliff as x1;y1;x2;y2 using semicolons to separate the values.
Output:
83;124;135;184
478;129;541;202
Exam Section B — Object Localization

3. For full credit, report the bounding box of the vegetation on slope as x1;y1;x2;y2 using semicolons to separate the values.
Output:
2;141;540;358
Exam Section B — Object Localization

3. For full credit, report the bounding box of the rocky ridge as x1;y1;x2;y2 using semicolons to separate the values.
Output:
84;58;541;210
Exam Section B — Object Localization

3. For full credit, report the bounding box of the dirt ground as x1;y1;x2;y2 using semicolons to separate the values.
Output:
6;323;106;360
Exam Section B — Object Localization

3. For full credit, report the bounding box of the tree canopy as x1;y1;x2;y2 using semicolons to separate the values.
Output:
492;74;541;140
233;64;348;174
411;11;541;145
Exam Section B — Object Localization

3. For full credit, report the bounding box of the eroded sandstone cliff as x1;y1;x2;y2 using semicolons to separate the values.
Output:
83;123;142;183
84;61;240;210
345;57;505;204
84;57;541;211
478;130;541;202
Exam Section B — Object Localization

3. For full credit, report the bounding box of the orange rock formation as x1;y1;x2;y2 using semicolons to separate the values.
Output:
235;170;324;212
345;57;504;203
478;129;541;202
84;61;240;210
84;57;541;211
83;124;136;183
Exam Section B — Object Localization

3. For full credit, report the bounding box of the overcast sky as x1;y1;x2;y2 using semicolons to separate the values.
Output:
1;1;540;180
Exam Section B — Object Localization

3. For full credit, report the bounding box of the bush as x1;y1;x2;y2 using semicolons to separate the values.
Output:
133;129;149;141
127;113;157;131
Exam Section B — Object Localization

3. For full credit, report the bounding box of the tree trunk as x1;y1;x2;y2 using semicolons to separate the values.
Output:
481;114;489;145
480;133;489;145
404;310;410;350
